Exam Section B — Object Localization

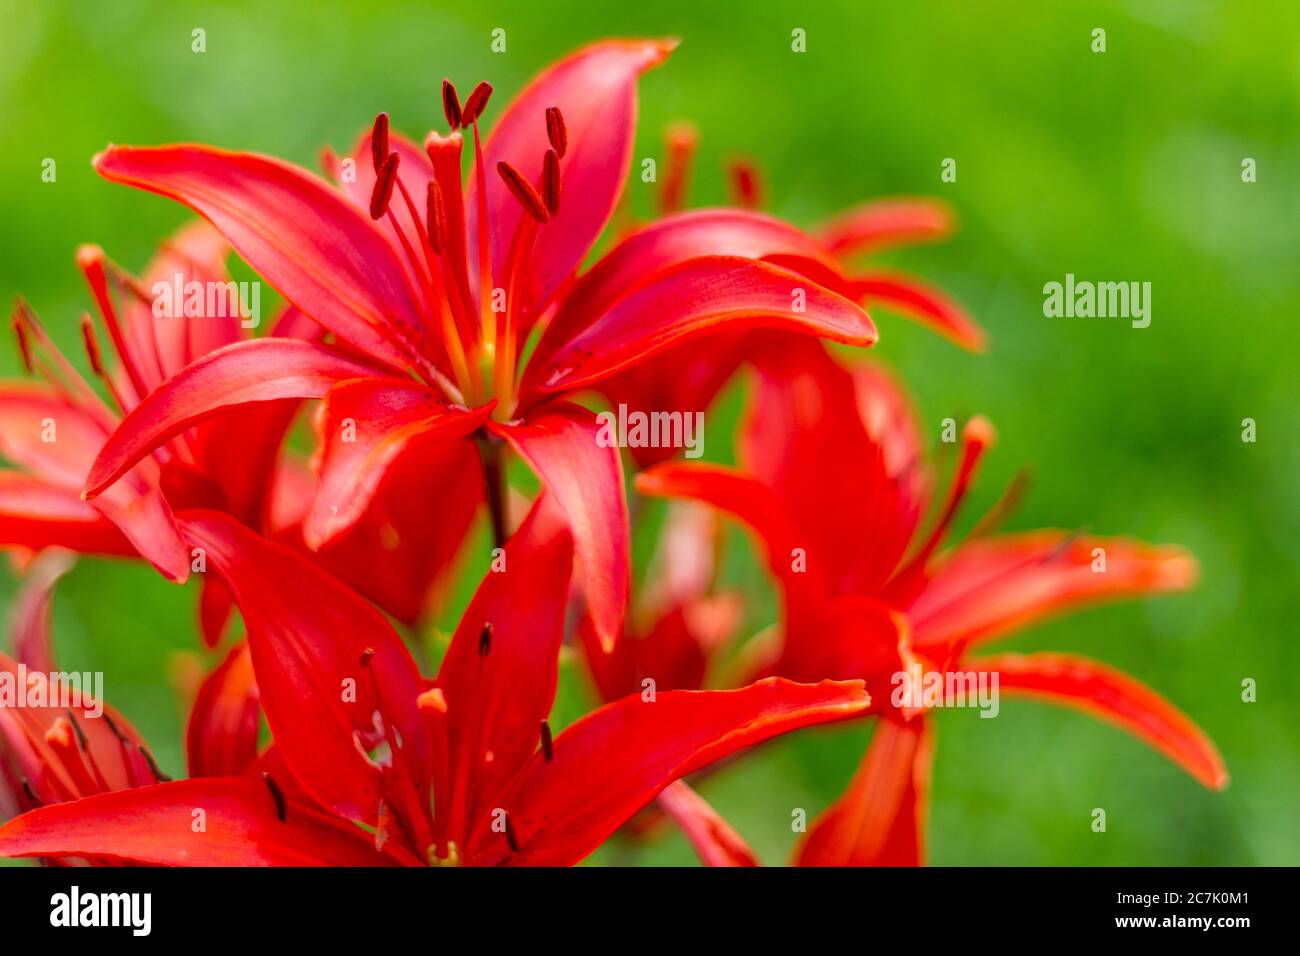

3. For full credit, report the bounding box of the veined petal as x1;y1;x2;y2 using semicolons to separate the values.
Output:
489;402;628;651
467;677;870;866
849;272;986;352
657;780;759;867
179;512;429;825
186;641;260;778
819;197;954;257
435;495;573;846
968;653;1228;789
0;473;134;557
908;532;1200;653
306;377;492;548
94;144;422;366
468;38;675;316
796;716;932;866
0;778;406;866
530;209;848;376
524;257;875;398
84;338;388;499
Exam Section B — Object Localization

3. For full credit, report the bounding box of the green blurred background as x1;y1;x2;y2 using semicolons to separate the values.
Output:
1;0;1295;865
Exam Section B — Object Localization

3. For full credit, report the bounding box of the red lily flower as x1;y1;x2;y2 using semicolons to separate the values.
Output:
0;554;172;829
0;504;870;866
0;223;339;646
638;340;1227;865
73;39;877;651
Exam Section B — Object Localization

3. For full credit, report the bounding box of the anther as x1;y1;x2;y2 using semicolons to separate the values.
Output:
65;710;89;750
370;113;390;172
461;82;493;127
139;745;172;783
545;106;567;157
359;647;376;668
503;811;520;852
20;778;41;808
542;149;561;217
496;161;549;223
101;710;128;743
369;151;401;220
262;772;287;822
540;720;553;762
441;79;463;131
11;312;33;374
79;315;105;376
478;622;493;657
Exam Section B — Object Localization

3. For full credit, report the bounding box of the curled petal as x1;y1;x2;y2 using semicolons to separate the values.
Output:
968;653;1228;789
657;780;759;867
849;272;986;352
186;641;261;778
819;197;954;258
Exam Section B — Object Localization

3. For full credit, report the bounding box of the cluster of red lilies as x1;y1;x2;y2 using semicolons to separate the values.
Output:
0;40;1224;867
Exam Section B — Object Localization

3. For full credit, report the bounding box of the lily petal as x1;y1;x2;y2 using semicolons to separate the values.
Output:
468;38;675;316
84;338;388;499
0;778;405;866
468;677;870;866
186;641;260;778
307;377;492;548
796;717;932;866
968;653;1228;789
95;144;422;366
435;494;573;846
908;532;1200;653
850;271;986;352
490;402;628;651
10;550;73;673
179;511;429;824
819;197;954;258
525;257;875;398
657;780;759;867
0;473;133;557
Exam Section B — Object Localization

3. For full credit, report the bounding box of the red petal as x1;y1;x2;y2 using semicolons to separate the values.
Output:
10;550;73;673
657;780;759;866
530;209;848;377
489;402;628;651
0;778;406;866
186;641;260;778
467;677;870;866
819;197;954;257
434;494;573;847
635;462;829;625
307;377;492;547
179;512;429;824
850;271;986;352
468;39;675;315
0;474;134;558
908;531;1200;653
84;338;387;499
524;257;875;398
94;144;423;366
796;716;932;866
197;574;235;648
968;652;1228;789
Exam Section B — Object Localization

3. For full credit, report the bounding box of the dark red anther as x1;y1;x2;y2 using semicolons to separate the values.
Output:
441;79;463;131
139;745;172;783
263;772;287;823
540;720;553;762
545;106;567;158
370;113;390;172
503;812;520;852
461;82;493;127
359;647;376;668
102;711;128;744
20;778;40;808
426;180;446;255
496;161;549;223
369;151;401;220
478;622;493;657
11;312;33;374
541;149;561;217
79;315;104;376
